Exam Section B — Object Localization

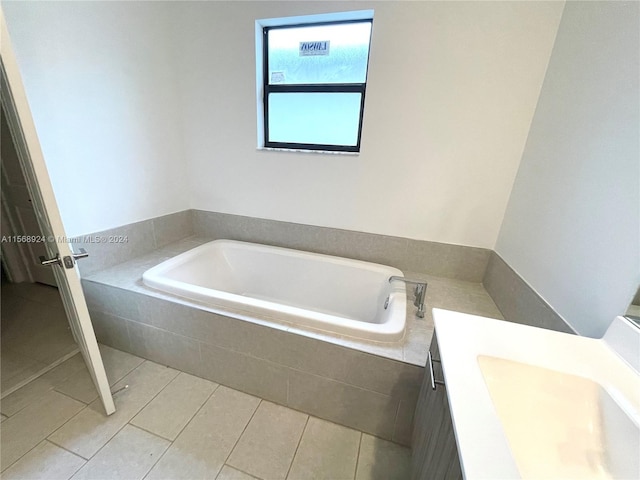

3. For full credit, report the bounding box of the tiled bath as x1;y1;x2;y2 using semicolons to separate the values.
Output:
74;209;571;336
81;236;503;447
75;210;491;283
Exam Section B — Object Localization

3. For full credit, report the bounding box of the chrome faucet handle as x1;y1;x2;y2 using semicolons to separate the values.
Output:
389;276;428;319
413;284;424;306
413;284;423;307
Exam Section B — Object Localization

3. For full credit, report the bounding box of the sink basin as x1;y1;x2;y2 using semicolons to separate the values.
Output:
478;355;640;479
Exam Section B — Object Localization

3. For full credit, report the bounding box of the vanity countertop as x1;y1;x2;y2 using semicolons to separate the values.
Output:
433;309;640;479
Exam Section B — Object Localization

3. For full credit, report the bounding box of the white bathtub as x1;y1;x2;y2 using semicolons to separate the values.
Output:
142;240;407;342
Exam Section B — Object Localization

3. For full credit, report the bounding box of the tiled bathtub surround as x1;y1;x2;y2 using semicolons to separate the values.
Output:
83;283;421;446
191;210;491;282
77;209;490;282
75;210;193;277
483;251;575;334
70;208;577;444
81;237;503;446
76;210;576;336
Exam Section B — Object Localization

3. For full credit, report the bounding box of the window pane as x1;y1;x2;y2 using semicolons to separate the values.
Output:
268;22;371;85
268;92;362;146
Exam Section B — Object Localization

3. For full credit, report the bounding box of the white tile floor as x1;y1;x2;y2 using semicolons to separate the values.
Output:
1;345;411;479
1;282;78;394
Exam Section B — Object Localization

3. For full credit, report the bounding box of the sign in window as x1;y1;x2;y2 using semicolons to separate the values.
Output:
261;18;373;152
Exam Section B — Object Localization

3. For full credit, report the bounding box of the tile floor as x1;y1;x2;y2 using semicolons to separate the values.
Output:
1;282;78;394
0;345;411;479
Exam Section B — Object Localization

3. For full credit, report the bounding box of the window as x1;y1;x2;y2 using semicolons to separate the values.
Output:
257;13;373;153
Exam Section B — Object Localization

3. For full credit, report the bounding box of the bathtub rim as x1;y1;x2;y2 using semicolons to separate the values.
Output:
142;239;408;343
144;238;405;278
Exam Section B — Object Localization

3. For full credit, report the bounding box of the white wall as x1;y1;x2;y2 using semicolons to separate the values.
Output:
3;1;564;248
2;1;190;237
495;2;640;337
173;1;564;248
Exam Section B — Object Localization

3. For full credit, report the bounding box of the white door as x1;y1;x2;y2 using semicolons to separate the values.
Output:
0;10;115;415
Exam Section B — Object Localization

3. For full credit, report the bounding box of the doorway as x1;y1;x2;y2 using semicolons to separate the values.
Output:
1;105;78;397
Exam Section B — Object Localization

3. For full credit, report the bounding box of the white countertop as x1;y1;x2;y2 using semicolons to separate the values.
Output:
433;309;640;480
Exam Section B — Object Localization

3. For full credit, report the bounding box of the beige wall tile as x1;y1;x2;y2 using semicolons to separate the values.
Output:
89;311;131;353
483;252;574;333
153;210;194;248
393;397;417;447
83;282;141;321
127;321;201;377
199;343;288;405
287;370;398;441
190;210;489;281
76;219;156;277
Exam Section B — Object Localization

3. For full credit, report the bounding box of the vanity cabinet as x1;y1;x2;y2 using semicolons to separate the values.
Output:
411;333;463;480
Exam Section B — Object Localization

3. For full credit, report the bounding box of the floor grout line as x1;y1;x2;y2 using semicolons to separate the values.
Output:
221;398;263;470
284;414;310;480
1;348;81;399
130;376;221;443
391;399;402;443
46;437;91;461
140;382;221;479
1;386;49;419
107;364;180;476
51;360;179;472
2;340;413;479
353;432;364;480
47;344;143;405
122;423;174;480
35;390;90;443
49;359;172;459
218;465;263;480
51;387;94;405
61;418;127;466
1;351;93;418
126;423;176;443
0;434;83;475
61;448;88;480
52;385;98;409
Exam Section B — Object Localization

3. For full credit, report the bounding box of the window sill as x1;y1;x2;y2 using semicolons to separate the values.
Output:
257;147;359;156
